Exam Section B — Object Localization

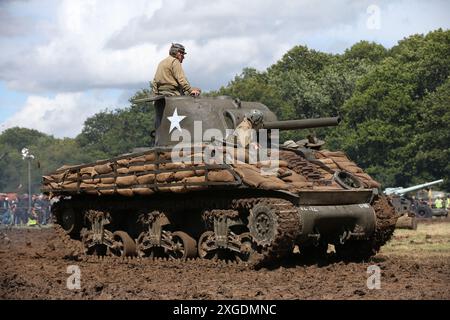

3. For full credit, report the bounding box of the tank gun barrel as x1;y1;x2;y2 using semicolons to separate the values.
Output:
262;116;341;131
384;179;444;196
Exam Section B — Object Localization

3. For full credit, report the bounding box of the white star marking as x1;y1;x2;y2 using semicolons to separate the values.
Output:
167;108;186;133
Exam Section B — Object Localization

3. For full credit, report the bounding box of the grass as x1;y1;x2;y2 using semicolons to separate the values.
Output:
381;221;450;257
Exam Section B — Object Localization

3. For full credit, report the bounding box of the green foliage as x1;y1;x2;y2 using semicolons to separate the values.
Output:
76;88;155;156
328;29;450;189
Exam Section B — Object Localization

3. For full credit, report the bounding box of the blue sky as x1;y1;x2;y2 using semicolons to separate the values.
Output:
0;0;449;138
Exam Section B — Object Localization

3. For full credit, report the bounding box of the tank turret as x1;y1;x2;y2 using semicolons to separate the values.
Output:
139;95;340;146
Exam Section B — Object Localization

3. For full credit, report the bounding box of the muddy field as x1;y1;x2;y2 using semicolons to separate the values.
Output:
1;218;449;300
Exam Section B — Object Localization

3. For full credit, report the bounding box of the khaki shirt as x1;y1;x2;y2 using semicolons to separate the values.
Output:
229;118;259;147
152;56;192;96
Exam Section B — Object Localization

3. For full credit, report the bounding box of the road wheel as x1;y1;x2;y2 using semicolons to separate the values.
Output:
59;207;81;236
169;231;197;260
108;231;137;257
198;231;218;260
235;232;259;263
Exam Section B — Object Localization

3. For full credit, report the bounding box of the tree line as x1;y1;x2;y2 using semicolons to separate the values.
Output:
0;29;448;193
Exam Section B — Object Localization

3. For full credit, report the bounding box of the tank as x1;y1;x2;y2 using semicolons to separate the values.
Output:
42;95;398;265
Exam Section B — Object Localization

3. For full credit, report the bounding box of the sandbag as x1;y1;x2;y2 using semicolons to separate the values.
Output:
117;167;129;174
257;160;289;168
184;176;206;184
62;182;78;190
173;170;196;181
194;168;206;176
207;170;235;182
259;180;289;190
81;177;100;184
322;173;334;180
233;167;267;188
97;183;115;188
43;176;54;183
317;158;335;165
117;188;134;197
144;153;156;162
156;172;174;183
137;173;155;184
320;150;347;158
99;189;115;196
49;182;60;189
281;171;307;183
116;158;130;166
101;177;115;184
169;185;186;193
159;152;172;160
347;166;363;174
80;182;96;189
66;172;78;180
94;163;113;174
160;162;185;170
129;165;155;173
116;175;137;187
80;166;96;176
129;156;146;163
132;187;154;196
51;172;66;182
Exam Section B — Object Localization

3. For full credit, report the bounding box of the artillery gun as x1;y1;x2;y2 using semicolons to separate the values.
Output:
385;179;445;219
43;95;397;265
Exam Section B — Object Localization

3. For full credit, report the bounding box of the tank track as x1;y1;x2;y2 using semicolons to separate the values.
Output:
371;194;398;251
53;195;395;265
52;196;300;267
234;197;300;266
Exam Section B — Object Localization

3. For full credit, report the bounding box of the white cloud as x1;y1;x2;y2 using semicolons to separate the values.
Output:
1;91;123;138
0;0;449;137
2;0;448;94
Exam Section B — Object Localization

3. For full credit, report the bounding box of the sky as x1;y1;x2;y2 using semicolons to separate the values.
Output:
0;0;449;138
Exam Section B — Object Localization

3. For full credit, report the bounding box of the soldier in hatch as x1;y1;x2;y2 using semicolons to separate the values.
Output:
152;43;201;97
151;43;201;130
229;109;264;148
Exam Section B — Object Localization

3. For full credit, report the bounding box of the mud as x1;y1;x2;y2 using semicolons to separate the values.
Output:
0;225;449;300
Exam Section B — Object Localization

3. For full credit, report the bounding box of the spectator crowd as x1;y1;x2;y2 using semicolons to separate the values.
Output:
0;193;51;226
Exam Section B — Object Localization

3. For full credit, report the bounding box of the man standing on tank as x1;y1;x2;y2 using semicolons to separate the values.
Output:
152;43;201;97
151;43;201;131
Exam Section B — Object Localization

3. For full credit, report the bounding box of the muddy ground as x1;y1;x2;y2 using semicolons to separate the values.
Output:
1;218;449;300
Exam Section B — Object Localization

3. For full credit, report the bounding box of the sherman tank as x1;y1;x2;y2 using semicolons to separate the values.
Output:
43;95;398;265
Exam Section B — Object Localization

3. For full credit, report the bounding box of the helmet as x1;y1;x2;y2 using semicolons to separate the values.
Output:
296;135;325;149
169;43;186;57
246;109;264;126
